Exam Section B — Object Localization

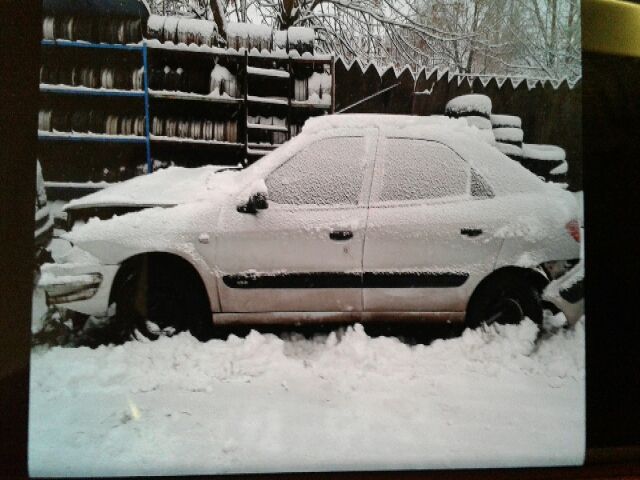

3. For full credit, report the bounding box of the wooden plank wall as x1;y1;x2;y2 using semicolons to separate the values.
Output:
334;57;583;190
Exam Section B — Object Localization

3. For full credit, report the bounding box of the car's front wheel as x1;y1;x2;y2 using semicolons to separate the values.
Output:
465;273;543;329
112;255;212;342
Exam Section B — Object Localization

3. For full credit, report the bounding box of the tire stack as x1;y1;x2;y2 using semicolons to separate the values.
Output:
490;114;524;160
444;96;570;186
145;15;221;47
38;109;145;136
286;26;315;55
248;115;287;144
40;64;144;91
148;65;211;95
225;22;273;51
444;94;495;144
520;144;568;184
151;117;238;143
290;123;302;137
42;16;142;44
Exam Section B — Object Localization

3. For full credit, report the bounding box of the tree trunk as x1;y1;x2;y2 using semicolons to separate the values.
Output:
279;0;300;29
210;0;227;38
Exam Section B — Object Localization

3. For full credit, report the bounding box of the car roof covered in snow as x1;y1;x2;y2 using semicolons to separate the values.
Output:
298;114;546;195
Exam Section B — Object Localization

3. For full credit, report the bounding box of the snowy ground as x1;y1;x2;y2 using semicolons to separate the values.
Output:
29;316;584;476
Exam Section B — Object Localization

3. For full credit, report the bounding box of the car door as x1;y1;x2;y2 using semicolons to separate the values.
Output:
362;136;504;314
215;130;378;313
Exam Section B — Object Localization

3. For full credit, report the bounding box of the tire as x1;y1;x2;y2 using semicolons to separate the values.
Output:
465;273;543;329
113;257;212;342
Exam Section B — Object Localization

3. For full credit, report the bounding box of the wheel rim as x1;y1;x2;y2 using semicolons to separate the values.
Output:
485;297;524;325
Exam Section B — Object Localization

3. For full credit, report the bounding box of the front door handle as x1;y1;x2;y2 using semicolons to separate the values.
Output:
330;230;353;241
461;228;483;237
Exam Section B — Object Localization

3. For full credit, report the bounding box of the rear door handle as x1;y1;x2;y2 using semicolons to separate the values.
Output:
330;230;353;241
461;228;483;237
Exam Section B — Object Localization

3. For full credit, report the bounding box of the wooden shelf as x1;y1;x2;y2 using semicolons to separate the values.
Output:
291;100;331;110
247;95;289;106
247;142;280;150
247;66;290;78
149;89;243;104
247;148;274;156
40;84;145;98
247;123;289;132
38;131;146;144
150;135;244;147
41;39;143;51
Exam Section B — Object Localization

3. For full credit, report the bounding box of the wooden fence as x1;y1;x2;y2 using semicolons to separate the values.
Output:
334;58;582;190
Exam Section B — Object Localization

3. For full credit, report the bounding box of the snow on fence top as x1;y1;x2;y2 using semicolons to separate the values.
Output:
334;57;581;92
444;94;492;118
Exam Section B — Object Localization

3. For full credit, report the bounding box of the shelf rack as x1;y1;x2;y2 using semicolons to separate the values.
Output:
39;37;335;191
40;38;153;175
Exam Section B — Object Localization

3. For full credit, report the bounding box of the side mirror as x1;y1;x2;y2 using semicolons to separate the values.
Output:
237;191;268;214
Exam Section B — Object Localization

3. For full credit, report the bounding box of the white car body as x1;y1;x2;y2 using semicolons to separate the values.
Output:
40;114;581;326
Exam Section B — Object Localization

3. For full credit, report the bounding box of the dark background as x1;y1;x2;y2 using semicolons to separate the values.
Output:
1;0;639;478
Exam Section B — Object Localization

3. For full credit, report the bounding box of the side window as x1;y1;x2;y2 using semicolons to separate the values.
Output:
471;169;494;198
266;136;368;206
377;139;469;202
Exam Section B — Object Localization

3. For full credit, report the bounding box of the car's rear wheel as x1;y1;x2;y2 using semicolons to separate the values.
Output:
112;255;212;342
465;274;543;329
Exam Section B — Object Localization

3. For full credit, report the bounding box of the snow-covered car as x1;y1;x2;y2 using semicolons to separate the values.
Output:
39;114;581;340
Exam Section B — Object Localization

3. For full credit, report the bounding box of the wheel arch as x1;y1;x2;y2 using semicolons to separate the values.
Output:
469;265;549;301
466;265;549;313
109;251;214;314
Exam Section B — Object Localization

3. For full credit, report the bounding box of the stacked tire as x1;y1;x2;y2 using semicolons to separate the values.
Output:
248;115;287;144
148;66;211;95
146;15;221;47
445;94;495;144
490;114;524;159
225;22;273;51
520;144;568;184
40;64;144;91
151;117;238;143
38;109;144;136
42;16;142;44
286;27;315;55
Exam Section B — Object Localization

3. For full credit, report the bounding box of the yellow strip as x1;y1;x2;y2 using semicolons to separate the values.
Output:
583;0;640;57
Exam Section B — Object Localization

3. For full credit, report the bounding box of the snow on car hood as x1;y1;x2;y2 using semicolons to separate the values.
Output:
63;166;250;260
65;165;242;210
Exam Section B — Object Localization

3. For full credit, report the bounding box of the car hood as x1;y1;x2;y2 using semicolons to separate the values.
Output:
65;165;243;211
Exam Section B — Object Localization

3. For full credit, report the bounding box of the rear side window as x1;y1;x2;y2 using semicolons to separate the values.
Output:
377;139;469;202
471;169;494;198
266;136;368;206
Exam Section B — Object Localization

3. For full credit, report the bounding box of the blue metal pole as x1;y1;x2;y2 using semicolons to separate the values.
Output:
142;41;152;174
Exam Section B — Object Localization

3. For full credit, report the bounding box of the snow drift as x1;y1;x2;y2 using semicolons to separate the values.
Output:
29;318;584;476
